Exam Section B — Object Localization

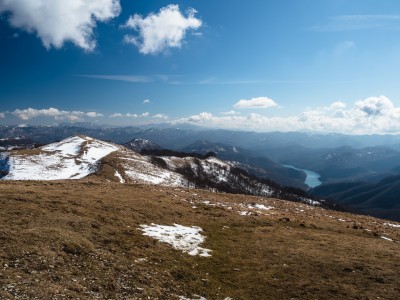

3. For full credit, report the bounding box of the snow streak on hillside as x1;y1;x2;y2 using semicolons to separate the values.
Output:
117;149;188;187
2;136;118;180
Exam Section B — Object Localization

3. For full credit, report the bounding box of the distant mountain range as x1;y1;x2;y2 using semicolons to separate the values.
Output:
3;123;400;149
310;175;400;221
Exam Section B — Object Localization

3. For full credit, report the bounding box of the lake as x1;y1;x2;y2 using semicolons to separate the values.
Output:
282;164;322;188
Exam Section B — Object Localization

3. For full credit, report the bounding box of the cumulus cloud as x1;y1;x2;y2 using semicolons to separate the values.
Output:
177;96;400;134
110;113;123;118
109;112;150;118
153;113;168;119
0;0;121;51
187;112;213;122
233;97;278;109
86;112;103;118
122;4;202;54
12;108;103;122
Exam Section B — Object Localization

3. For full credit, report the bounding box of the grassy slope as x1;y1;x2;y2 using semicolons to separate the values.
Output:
1;180;400;299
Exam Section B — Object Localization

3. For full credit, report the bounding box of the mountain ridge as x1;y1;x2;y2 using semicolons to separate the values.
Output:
0;135;326;209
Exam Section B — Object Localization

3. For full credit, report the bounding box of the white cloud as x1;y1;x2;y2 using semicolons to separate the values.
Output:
233;97;278;109
122;4;202;55
110;113;123;118
188;112;213;122
109;112;150;118
153;113;168;119
177;96;400;134
126;113;138;118
0;112;5;118
0;0;121;51
143;99;151;104
12;107;102;122
86;112;103;118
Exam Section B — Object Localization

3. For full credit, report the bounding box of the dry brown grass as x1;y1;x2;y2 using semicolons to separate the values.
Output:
0;179;399;299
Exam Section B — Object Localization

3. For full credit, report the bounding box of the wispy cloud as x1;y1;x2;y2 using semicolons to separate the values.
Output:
198;77;309;85
77;74;183;84
310;14;400;32
143;99;151;104
77;75;153;83
0;112;5;118
12;108;103;122
220;110;239;116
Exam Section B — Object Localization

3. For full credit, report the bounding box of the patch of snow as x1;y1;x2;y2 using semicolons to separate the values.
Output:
239;211;252;216
383;223;400;229
205;157;228;167
250;204;273;210
114;170;125;183
42;136;84;156
140;224;212;257
178;296;207;300
121;153;187;187
302;198;321;206
381;236;393;242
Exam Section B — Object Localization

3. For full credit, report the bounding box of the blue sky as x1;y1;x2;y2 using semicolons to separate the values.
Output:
1;0;400;134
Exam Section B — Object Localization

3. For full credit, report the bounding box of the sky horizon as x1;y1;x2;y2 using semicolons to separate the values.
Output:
2;0;400;134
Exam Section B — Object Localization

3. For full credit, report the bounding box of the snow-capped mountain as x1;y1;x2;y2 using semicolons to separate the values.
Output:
0;135;324;207
1;136;119;180
123;138;161;152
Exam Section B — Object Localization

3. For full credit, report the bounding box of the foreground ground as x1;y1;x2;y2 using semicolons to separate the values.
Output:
1;180;400;299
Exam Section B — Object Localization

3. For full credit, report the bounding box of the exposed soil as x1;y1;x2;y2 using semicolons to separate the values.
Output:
1;179;399;299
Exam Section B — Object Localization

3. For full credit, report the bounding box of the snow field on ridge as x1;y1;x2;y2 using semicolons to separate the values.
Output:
3;136;118;180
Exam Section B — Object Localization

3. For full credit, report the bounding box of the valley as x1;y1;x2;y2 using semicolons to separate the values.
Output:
281;164;322;188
